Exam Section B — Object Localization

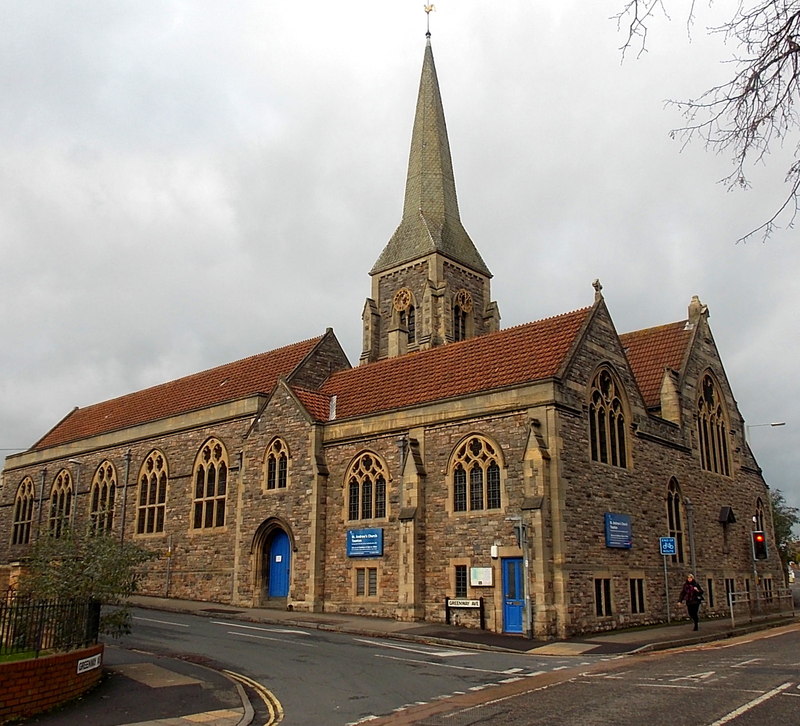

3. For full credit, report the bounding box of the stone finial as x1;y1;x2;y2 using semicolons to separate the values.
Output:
592;279;603;301
688;295;708;325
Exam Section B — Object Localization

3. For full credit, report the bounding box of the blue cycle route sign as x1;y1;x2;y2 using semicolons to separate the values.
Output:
659;536;677;556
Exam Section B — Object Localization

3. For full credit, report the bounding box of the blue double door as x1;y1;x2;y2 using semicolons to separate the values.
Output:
502;557;525;634
263;530;291;599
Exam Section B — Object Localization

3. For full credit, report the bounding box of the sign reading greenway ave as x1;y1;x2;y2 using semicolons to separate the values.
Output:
346;528;383;557
448;599;480;608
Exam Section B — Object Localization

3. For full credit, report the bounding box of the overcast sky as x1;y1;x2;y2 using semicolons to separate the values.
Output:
1;2;797;520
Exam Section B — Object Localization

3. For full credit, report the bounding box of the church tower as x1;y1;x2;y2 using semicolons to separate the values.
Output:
360;36;499;364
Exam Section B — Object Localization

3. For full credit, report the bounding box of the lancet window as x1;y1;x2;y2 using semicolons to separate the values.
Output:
265;438;289;490
666;478;685;564
12;477;35;545
89;461;117;536
697;373;731;476
347;452;388;521
451;435;502;512
49;470;73;538
137;451;168;535
192;439;228;529
589;368;628;468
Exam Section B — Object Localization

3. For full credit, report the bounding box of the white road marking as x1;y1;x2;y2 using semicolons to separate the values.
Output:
133;616;190;628
731;658;763;668
353;637;474;657
708;682;793;725
669;670;715;682
211;619;309;636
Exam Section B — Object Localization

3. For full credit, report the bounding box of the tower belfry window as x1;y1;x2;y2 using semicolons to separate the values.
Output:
453;290;473;342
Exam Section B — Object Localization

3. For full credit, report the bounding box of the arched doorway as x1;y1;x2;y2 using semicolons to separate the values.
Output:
253;519;293;605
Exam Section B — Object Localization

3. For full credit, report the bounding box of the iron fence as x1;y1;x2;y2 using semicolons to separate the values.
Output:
0;592;101;658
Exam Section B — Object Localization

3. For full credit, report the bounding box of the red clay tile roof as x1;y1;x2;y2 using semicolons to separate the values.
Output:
291;386;333;421
315;308;591;421
33;336;325;450
620;321;693;408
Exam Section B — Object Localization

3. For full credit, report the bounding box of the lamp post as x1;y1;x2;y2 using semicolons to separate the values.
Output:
745;421;786;444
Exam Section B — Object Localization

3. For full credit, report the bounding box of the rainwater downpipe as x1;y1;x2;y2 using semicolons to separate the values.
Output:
120;449;132;544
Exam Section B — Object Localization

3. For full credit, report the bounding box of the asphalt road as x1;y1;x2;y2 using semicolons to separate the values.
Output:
121;606;611;725
383;623;800;725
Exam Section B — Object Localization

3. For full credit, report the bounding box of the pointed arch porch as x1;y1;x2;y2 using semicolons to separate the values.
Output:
251;517;296;607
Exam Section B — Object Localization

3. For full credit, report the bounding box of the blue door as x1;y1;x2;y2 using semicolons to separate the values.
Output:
502;557;524;634
267;530;290;598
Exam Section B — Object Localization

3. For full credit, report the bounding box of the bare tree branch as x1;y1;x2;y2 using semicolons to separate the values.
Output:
614;1;800;241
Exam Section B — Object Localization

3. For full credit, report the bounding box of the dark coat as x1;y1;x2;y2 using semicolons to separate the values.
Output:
679;579;703;605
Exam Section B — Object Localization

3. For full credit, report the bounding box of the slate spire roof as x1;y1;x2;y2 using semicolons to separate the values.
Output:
371;39;491;276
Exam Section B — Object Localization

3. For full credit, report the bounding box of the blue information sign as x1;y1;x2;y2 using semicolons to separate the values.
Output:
604;513;633;549
659;536;677;556
346;528;384;558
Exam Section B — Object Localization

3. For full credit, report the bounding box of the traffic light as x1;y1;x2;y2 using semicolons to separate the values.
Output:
752;530;768;560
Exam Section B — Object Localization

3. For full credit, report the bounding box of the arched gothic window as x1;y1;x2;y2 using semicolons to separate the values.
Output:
453;290;472;343
697;373;731;476
49;470;73;538
347;452;388;521
265;438;289;490
89;461;116;536
137;451;168;535
755;498;765;531
589;368;628;468
12;477;35;545
451;436;502;513
393;288;416;344
193;439;228;529
666;479;685;564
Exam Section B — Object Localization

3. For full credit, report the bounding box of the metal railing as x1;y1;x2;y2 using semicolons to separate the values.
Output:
727;587;795;629
0;592;101;658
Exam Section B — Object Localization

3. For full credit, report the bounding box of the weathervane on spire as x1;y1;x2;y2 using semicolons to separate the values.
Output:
424;4;435;38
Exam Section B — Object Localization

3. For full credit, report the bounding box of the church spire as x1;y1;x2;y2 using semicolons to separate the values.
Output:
371;39;491;277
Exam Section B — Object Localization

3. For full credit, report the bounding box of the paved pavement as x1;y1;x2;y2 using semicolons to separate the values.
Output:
23;596;797;726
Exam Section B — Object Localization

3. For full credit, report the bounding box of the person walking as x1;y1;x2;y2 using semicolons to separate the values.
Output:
678;573;704;630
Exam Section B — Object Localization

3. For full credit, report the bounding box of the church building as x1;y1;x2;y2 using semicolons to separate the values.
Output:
0;37;783;638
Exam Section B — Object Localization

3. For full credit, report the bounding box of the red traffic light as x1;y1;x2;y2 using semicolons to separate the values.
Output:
752;530;768;560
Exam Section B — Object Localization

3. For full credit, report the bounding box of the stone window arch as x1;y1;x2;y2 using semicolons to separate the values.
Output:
89;460;117;536
666;478;685;564
264;437;290;491
393;288;417;344
588;367;629;468
697;372;731;476
450;435;504;513
452;289;473;342
346;452;388;521
49;469;73;538
136;450;168;535
192;438;229;529
12;477;35;545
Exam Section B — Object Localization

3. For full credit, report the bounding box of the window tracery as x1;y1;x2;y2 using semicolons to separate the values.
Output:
347;452;388;521
697;373;731;476
12;477;35;545
589;368;628;468
192;439;228;529
89;461;116;536
49;470;73;538
137;451;168;535
451;436;502;512
265;438;289;490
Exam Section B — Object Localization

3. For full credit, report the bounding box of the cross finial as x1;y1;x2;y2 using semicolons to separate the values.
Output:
424;4;435;38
